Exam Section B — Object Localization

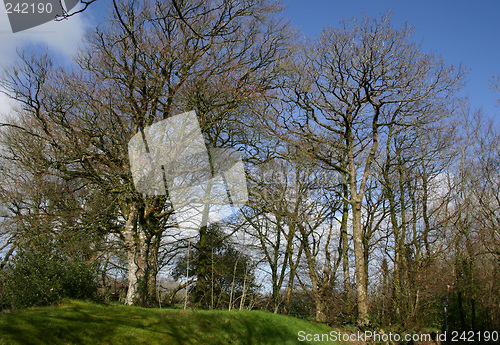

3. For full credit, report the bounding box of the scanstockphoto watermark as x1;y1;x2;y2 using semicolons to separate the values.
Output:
298;330;500;343
2;0;79;32
298;330;435;343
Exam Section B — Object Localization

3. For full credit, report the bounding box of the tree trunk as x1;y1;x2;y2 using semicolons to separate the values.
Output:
341;210;351;295
194;148;216;308
123;205;144;305
340;174;352;302
346;107;379;327
272;278;280;313
122;203;160;307
352;198;370;327
146;231;161;306
194;225;209;307
285;243;302;313
315;293;328;323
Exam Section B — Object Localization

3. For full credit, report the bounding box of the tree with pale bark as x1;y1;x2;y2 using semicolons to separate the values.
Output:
267;14;465;326
0;0;290;306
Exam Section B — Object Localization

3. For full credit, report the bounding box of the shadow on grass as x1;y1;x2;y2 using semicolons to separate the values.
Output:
0;300;336;345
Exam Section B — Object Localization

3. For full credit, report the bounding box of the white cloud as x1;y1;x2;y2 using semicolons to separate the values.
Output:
1;4;89;60
0;3;91;120
0;93;15;122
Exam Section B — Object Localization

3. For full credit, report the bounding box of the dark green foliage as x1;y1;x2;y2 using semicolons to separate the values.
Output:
446;291;498;333
173;225;258;309
2;235;98;309
283;290;315;320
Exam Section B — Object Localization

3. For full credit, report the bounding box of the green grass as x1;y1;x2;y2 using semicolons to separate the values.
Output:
0;300;338;344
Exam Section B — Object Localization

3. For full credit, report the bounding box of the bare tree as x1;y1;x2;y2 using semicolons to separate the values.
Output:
243;154;303;313
0;0;290;306
447;111;500;330
269;14;465;326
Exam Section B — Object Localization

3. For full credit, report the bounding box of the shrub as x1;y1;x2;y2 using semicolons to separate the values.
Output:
2;239;98;309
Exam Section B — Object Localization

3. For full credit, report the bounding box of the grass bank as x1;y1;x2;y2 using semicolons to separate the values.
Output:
0;300;337;344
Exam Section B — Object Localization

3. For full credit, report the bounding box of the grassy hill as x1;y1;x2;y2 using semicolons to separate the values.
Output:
0;300;338;344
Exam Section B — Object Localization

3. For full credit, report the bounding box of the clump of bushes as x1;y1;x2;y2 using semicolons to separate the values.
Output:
1;235;98;309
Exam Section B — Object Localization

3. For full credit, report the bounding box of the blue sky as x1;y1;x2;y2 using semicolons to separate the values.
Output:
283;0;500;118
1;0;499;118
